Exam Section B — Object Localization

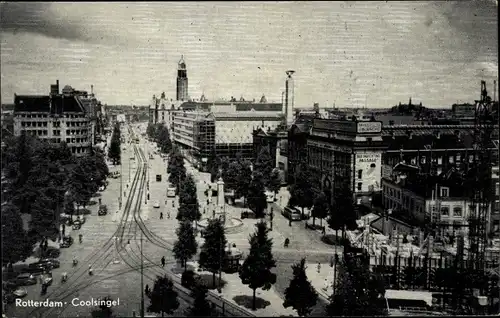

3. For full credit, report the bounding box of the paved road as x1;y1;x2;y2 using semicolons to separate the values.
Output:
9;132;140;318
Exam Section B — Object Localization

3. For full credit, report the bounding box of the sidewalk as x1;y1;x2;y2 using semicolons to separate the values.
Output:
170;261;298;317
304;261;337;302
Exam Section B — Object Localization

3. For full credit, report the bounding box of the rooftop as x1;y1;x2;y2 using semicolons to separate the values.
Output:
14;94;85;114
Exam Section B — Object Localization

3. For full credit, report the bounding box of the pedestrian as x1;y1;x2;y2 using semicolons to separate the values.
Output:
167;211;170;219
322;226;326;235
161;256;165;267
160;212;163;220
317;262;321;273
145;284;150;295
79;234;83;244
62;223;66;236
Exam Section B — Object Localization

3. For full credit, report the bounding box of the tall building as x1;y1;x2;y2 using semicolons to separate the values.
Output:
285;70;295;126
13;81;93;156
176;55;188;101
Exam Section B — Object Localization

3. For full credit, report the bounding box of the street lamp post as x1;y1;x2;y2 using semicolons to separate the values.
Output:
120;161;123;209
140;231;145;318
270;207;274;231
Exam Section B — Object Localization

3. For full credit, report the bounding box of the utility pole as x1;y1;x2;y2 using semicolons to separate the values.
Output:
140;231;145;318
120;162;123;209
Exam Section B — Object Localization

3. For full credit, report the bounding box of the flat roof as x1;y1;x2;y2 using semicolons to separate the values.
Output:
385;290;433;307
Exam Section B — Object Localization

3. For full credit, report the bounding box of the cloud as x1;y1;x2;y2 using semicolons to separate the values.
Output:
0;3;86;41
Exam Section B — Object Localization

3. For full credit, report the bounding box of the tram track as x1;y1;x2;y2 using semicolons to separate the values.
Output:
113;143;255;317
28;141;145;318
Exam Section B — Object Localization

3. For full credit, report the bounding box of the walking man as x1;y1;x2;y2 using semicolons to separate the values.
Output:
161;256;165;268
160;212;163;220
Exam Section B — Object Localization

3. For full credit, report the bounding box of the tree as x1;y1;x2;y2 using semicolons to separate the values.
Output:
91;296;114;318
283;258;318;317
147;275;180;317
235;160;252;206
247;171;267;218
1;203;31;266
333;184;358;238
177;174;201;223
239;221;277;310
108;123;121;165
253;147;274;187
173;221;198;271
311;192;329;227
157;125;172;154
326;254;387;316
108;137;121;165
268;168;282;198
68;159;95;211
185;286;215;317
199;218;227;288
289;164;315;219
30;193;59;242
168;147;186;192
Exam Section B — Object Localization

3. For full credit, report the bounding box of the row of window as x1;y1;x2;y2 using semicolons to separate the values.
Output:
17;114;84;119
66;137;89;144
21;121;48;128
386;154;480;166
383;185;450;199
431;206;463;217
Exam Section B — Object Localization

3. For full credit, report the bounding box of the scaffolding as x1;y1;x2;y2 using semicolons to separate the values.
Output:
467;81;495;271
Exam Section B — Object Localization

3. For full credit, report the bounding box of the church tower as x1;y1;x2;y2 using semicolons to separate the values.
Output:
176;55;188;101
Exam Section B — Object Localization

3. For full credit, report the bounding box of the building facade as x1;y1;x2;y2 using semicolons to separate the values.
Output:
306;119;386;205
170;109;283;170
13;81;93;156
252;127;288;183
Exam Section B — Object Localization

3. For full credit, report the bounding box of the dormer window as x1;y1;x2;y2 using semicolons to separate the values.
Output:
441;187;449;197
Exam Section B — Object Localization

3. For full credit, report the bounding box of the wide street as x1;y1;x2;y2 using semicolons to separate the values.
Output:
6;122;340;318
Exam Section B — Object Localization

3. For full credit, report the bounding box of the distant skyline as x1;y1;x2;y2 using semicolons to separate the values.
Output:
1;1;498;108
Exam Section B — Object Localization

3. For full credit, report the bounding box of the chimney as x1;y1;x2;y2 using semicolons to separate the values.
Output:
285;70;295;127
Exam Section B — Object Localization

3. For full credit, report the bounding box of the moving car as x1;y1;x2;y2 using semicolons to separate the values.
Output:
153;201;160;208
156;174;162;182
240;210;257;219
282;206;301;221
13;273;37;286
167;187;176;197
98;204;108;216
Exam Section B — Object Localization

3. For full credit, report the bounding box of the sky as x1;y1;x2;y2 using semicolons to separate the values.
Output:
1;1;498;108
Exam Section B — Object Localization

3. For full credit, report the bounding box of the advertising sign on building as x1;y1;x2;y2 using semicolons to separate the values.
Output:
357;121;382;133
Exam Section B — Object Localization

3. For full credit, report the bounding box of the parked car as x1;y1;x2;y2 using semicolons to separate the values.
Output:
72;223;81;230
98;205;108;216
60;236;74;248
3;280;18;291
39;259;60;269
45;249;60;259
21;265;45;276
240;210;257;219
13;273;37;286
153;201;160;208
12;287;27;298
73;216;86;225
98;185;106;192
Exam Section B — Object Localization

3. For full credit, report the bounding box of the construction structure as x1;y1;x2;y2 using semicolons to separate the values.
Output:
467;81;495;270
